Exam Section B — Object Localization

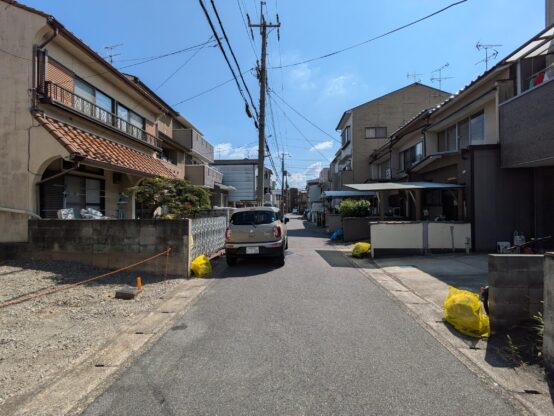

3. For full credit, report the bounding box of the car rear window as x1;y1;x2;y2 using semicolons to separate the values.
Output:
231;211;277;225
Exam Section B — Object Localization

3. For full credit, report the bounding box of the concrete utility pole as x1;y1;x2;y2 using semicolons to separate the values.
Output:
280;155;286;215
249;2;280;205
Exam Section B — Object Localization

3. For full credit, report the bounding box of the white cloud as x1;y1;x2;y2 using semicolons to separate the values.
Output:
287;162;323;189
310;140;333;152
324;74;357;97
215;142;258;159
289;63;317;90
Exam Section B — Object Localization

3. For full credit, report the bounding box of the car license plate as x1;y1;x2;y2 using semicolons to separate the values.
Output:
246;246;259;254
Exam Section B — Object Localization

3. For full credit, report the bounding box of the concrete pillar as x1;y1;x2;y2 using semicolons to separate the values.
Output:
379;192;385;220
544;253;554;378
415;189;422;221
457;189;464;220
547;0;554;27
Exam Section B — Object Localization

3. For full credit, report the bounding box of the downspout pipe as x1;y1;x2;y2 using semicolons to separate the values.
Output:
39;18;59;49
0;207;42;220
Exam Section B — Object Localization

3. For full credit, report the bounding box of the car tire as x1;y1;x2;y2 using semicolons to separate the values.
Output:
275;251;285;267
285;238;288;250
226;255;237;267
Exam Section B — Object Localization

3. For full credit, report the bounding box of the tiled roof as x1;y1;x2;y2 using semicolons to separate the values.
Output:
35;114;177;178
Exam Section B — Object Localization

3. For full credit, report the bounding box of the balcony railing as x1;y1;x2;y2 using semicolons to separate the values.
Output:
42;81;162;149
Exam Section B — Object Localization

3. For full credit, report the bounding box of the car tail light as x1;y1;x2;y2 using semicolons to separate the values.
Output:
225;227;231;241
274;225;282;238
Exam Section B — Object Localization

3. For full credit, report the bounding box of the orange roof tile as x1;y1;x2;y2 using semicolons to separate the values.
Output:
35;114;176;178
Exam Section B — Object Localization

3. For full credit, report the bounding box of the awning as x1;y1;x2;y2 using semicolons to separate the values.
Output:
346;181;464;191
215;183;236;192
322;190;375;198
409;151;458;173
35;114;177;178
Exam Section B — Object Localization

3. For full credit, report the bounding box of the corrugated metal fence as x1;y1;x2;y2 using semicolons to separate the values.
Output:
190;216;227;260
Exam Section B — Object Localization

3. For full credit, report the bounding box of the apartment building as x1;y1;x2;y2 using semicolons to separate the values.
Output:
212;159;273;207
367;24;554;251
332;83;450;190
0;1;212;242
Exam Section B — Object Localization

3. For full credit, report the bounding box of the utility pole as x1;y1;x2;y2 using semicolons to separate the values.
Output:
249;2;280;205
280;155;286;215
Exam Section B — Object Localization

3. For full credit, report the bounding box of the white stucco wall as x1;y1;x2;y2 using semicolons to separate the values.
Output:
428;222;471;249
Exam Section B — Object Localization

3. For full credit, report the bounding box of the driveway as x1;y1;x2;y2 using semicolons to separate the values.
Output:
83;217;520;415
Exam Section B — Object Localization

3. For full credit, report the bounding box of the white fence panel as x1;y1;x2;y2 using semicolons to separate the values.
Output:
190;216;227;260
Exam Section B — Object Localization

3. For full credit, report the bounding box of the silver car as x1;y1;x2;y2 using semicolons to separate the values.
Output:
224;207;289;267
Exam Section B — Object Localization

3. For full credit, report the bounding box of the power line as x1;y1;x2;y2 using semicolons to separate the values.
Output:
237;0;258;59
114;39;217;65
209;0;259;118
155;36;214;91
198;0;258;126
270;93;330;160
269;88;339;143
269;0;467;70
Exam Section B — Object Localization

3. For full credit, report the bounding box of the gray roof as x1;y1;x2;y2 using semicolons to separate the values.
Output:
322;191;375;198
346;182;464;192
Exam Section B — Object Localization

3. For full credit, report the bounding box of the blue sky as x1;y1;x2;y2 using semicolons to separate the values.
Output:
23;0;545;187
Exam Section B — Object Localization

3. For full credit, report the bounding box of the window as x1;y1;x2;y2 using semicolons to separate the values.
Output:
470;111;484;145
400;141;423;171
231;211;276;225
341;126;351;146
365;127;387;139
377;160;390;179
458;119;469;149
437;125;459;152
95;90;113;123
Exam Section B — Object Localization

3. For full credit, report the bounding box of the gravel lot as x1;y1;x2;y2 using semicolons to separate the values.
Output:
0;259;186;406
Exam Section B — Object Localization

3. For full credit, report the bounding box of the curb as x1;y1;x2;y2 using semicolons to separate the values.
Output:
6;266;222;416
338;249;551;416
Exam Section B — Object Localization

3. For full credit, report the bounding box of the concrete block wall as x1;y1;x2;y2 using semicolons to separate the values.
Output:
24;219;190;277
544;253;554;378
342;217;371;242
488;254;544;332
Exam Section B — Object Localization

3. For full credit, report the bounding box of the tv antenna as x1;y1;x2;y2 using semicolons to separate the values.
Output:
407;71;423;83
475;42;502;71
430;63;453;90
103;43;123;64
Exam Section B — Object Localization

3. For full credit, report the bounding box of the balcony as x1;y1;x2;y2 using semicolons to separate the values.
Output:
42;81;162;150
185;164;223;188
160;160;185;179
173;129;214;163
499;79;554;168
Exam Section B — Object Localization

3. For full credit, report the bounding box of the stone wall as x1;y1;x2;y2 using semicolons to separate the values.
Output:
488;254;544;332
24;219;190;277
342;217;371;242
325;214;342;234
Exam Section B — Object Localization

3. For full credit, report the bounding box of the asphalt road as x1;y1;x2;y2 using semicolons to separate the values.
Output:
84;217;519;415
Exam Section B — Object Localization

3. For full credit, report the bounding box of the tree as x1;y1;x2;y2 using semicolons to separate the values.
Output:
128;177;211;218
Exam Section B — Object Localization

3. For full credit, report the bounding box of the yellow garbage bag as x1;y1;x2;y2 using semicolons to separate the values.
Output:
352;242;371;258
191;255;212;278
443;286;490;338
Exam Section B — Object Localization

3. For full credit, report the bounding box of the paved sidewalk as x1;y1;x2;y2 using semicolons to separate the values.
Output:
345;252;553;415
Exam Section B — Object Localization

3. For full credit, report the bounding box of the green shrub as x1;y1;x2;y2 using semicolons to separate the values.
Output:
338;198;371;218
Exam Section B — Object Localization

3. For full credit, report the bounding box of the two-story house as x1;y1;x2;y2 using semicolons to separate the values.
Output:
366;24;554;251
333;83;450;190
0;1;199;242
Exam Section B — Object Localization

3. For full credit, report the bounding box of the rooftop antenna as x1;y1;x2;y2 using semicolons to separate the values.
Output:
475;42;502;71
103;43;123;64
407;71;423;83
430;63;453;91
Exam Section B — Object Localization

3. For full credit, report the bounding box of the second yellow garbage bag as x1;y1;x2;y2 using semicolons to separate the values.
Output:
191;255;212;278
443;286;490;338
352;242;371;258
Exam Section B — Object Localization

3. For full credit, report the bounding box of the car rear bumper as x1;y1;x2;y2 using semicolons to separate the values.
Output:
225;239;284;257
